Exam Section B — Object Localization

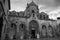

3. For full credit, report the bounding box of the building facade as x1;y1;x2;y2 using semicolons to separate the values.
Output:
0;0;10;40
1;1;60;40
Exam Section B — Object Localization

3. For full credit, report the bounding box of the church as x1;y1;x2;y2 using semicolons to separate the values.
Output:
1;1;60;40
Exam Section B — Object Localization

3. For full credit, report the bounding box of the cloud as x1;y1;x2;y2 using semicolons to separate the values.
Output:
36;0;60;20
39;5;57;13
55;0;60;4
10;0;60;20
48;7;60;19
10;0;30;11
35;0;60;7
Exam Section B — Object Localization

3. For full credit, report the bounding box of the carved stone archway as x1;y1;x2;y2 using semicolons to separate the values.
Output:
29;20;39;38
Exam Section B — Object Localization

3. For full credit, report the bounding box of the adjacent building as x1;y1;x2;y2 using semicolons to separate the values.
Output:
0;0;10;40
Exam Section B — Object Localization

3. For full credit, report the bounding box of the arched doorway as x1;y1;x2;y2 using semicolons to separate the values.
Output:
29;20;39;38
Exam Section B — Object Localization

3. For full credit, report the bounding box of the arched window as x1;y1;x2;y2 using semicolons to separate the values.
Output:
11;23;17;32
20;24;26;30
48;25;53;33
42;25;46;29
46;15;49;20
11;23;16;28
20;24;24;28
32;10;35;13
48;25;52;29
40;15;42;19
43;15;45;20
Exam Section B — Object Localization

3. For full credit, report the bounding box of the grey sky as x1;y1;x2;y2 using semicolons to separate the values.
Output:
35;0;60;7
10;0;60;20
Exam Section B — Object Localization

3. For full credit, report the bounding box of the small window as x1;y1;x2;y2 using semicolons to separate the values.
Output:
20;24;25;29
40;15;42;19
32;10;34;13
42;25;46;29
33;13;34;17
48;25;52;29
43;15;45;20
11;23;16;28
20;24;24;28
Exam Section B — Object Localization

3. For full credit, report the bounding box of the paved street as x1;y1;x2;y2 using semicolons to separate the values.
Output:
1;37;60;40
23;37;60;40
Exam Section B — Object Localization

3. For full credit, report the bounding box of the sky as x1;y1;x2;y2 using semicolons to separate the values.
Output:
10;0;60;20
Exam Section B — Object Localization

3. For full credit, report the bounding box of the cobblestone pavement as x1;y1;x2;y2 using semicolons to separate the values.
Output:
23;37;60;40
39;38;60;40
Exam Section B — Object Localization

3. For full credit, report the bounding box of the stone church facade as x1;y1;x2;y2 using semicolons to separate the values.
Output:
2;1;60;40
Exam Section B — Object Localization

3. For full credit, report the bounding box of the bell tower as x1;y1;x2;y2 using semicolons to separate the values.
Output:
25;0;39;18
